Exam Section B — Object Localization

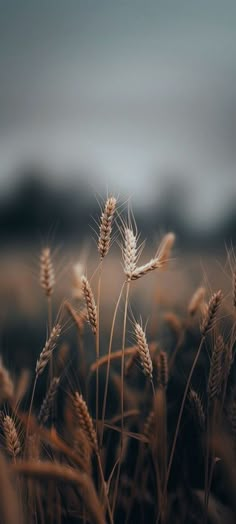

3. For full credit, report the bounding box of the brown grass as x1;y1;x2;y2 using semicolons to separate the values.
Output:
1;196;236;524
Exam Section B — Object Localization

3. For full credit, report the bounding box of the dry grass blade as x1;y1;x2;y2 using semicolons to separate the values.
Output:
12;461;106;524
98;196;116;259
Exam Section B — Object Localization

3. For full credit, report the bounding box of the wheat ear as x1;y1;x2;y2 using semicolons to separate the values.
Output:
129;232;175;281
200;290;223;336
36;324;61;376
123;228;138;281
233;270;236;309
189;389;205;431
3;415;20;459
134;323;153;381
208;335;224;401
40;247;55;298
0;357;14;404
81;276;97;335
38;377;60;425
73;393;98;451
156;351;168;389
188;286;206;316
98;196;116;259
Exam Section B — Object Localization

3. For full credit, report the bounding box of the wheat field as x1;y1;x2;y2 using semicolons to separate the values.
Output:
0;196;236;524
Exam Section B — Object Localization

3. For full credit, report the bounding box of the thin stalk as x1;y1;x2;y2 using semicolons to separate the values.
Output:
205;400;218;520
112;280;130;516
95;262;103;434
47;296;53;381
121;281;131;445
96;452;114;524
157;337;205;523
100;282;125;447
26;376;37;439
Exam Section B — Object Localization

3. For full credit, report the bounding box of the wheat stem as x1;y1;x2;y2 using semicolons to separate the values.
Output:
100;282;125;447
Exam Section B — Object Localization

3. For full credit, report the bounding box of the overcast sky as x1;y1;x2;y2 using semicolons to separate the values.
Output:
0;1;236;225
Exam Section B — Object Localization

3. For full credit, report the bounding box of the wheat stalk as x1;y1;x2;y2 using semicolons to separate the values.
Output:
134;323;153;381
144;410;155;439
233;270;236;309
189;389;205;431
156;232;175;267
98;196;116;259
40;247;55;297
3;415;21;459
156;351;168;389
73;393;98;451
188;287;206;316
208;335;224;400
123;227;138;281
38;377;60;425
36;324;61;376
12;461;106;524
0;357;14;404
129;232;175;281
200;290;223;336
81;276;97;335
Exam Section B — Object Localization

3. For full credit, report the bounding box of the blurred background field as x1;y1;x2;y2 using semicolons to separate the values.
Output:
1;0;236;365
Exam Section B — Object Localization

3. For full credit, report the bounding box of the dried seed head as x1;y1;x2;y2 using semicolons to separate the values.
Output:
27;434;41;461
233;270;236;309
73;393;98;451
163;312;183;342
156;351;168;389
143;410;155;439
208;335;224;400
129;232;175;281
134;323;153;380
200;290;223;336
98;196;116;259
72;262;84;300
36;324;61;376
189;389;205;431
123;228;138;281
73;428;93;475
130;258;163;281
3;415;21;459
40;247;55;297
38;377;60;425
156;232;175;267
222;342;234;385
81;276;97;335
0;358;14;404
188;287;206;316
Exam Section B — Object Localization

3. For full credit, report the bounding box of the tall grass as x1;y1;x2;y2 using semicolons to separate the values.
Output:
0;195;236;524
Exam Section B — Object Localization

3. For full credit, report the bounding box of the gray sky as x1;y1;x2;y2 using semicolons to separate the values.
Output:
0;1;236;225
